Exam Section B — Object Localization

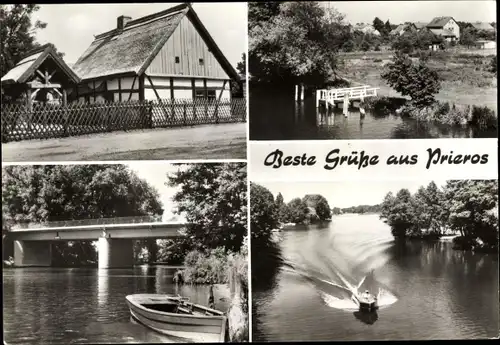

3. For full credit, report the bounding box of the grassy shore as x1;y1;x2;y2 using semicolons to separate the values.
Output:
340;49;497;113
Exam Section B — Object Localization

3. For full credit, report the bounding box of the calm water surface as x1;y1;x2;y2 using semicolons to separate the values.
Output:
253;214;499;341
249;95;497;140
3;266;229;344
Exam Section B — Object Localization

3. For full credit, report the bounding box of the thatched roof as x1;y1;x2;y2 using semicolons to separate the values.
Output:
1;43;80;85
72;3;239;82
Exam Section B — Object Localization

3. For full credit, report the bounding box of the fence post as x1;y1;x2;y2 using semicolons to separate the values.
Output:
183;100;187;125
215;99;219;124
343;93;349;117
63;104;69;137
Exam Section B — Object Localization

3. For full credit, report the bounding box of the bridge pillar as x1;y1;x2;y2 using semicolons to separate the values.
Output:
97;238;134;269
14;240;52;267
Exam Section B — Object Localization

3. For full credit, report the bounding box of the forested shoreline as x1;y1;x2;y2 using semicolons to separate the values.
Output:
380;180;498;252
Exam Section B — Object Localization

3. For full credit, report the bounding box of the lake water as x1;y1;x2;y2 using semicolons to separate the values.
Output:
3;266;229;344
249;95;497;140
252;214;499;341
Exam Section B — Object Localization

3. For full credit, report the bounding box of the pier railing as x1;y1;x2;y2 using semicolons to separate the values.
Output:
316;85;379;107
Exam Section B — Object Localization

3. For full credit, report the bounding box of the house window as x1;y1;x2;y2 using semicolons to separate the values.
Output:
199;58;204;65
206;90;216;99
195;90;206;98
175;56;180;63
194;89;217;99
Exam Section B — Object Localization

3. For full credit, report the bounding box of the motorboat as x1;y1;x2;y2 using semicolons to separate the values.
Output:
125;294;227;342
351;290;378;312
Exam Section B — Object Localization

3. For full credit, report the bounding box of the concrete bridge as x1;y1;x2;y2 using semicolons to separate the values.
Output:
7;217;186;269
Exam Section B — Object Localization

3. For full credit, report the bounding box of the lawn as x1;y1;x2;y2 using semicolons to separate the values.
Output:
339;49;497;113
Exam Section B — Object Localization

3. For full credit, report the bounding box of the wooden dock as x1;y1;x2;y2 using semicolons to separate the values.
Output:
316;85;379;108
316;85;379;117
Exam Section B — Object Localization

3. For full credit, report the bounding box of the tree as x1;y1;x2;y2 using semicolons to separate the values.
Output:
287;198;309;224
392;33;417;54
2;165;163;265
373;17;385;35
384;20;393;36
236;52;246;76
275;192;291;223
443;180;498;247
380;189;416;238
342;39;355;52
249;1;350;86
250;183;278;248
0;5;47;77
303;194;331;220
360;40;371;52
459;27;476;48
381;52;440;108
167;163;247;254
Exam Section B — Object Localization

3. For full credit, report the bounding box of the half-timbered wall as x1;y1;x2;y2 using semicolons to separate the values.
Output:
144;75;231;101
145;15;229;79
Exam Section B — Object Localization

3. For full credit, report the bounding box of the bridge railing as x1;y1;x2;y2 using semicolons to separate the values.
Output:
11;215;169;230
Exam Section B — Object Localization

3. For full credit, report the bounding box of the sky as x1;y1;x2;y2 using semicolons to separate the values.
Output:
125;162;185;222
328;0;496;24
257;180;448;209
32;2;246;67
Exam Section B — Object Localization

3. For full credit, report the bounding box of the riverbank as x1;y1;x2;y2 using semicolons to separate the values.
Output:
173;247;249;342
363;96;497;132
340;50;497;113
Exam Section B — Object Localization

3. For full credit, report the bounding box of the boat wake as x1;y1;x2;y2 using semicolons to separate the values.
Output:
282;261;398;312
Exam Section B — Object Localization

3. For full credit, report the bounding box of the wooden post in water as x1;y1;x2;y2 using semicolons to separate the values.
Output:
300;84;304;102
359;95;365;118
295;85;299;101
343;93;349;117
315;89;321;108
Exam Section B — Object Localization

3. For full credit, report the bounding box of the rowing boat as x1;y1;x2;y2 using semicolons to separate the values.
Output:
125;294;227;342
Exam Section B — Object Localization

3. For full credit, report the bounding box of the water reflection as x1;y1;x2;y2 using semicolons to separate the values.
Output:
253;214;499;341
250;93;495;140
353;311;379;325
4;266;229;344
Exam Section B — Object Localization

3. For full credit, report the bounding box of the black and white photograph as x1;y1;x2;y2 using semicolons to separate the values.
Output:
248;1;497;140
1;3;247;162
2;162;248;343
251;180;499;341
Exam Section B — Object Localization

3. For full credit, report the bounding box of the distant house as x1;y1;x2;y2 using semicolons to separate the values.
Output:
413;22;428;30
70;3;239;104
353;23;381;36
476;40;496;49
426;16;460;41
390;22;418;36
471;22;495;32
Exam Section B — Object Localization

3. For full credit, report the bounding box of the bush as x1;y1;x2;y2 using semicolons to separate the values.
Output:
181;247;232;284
469;105;498;130
489;56;497;73
364;96;407;116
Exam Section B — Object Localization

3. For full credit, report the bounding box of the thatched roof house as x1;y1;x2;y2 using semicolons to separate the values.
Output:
70;2;239;103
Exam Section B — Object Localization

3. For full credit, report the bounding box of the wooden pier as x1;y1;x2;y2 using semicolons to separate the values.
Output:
316;85;379;112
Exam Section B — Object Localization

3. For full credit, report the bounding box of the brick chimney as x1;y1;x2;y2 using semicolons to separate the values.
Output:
117;15;132;30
